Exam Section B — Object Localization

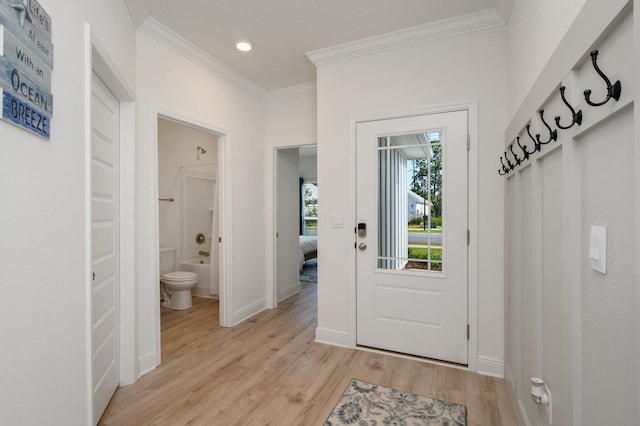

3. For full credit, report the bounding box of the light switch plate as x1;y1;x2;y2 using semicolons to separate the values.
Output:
589;225;607;274
331;216;344;228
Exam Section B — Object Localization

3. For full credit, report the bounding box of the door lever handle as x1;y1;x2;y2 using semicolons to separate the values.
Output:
358;243;367;251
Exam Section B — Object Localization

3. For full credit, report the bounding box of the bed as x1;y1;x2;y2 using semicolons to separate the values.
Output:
299;235;318;271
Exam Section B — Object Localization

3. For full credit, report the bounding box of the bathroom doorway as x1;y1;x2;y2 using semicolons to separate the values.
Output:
155;115;229;345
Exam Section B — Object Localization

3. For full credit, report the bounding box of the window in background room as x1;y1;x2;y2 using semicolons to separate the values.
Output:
302;181;317;236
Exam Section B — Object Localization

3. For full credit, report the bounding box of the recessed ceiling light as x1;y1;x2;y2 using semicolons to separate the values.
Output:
236;40;253;52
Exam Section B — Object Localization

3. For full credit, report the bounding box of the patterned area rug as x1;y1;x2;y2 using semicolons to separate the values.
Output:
325;379;467;426
300;258;317;282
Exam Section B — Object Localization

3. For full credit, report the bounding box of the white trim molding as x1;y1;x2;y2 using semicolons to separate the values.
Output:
124;0;148;27
266;83;316;102
495;0;514;23
477;356;505;378
306;8;507;66
315;328;353;348
232;299;268;326
139;18;267;100
138;352;158;377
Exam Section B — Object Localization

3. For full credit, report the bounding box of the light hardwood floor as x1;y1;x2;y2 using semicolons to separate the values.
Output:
99;283;517;425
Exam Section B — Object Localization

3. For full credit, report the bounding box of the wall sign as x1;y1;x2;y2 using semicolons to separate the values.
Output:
0;0;52;140
0;2;53;68
1;87;50;138
0;54;52;113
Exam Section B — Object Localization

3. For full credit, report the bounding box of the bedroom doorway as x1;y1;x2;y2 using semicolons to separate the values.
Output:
274;145;318;305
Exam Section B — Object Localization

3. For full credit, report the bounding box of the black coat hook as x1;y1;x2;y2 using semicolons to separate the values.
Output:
535;110;557;145
509;143;522;166
499;156;510;175
504;150;516;171
526;124;542;152
516;136;534;160
555;86;583;129
584;50;621;107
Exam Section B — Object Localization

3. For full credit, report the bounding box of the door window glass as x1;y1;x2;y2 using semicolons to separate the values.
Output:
377;131;443;272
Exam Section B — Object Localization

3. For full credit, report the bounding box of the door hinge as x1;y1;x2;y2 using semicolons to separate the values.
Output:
467;135;470;151
467;229;470;245
218;237;222;243
467;324;470;340
92;272;95;281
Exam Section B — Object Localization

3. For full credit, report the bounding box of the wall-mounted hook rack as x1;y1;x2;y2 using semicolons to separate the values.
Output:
583;50;621;107
555;86;583;129
535;110;557;145
498;47;623;178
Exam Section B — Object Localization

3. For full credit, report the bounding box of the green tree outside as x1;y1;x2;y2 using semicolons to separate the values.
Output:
409;143;442;218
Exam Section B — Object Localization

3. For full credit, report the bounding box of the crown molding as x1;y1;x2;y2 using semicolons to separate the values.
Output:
139;18;267;100
307;8;508;66
495;0;514;23
124;0;148;27
266;83;317;101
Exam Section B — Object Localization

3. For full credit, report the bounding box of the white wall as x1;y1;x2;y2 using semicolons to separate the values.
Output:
507;0;587;117
265;87;317;306
136;30;267;371
299;147;318;180
314;26;508;373
0;1;137;424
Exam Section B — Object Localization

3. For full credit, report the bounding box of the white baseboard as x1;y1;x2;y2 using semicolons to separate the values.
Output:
232;298;267;325
138;352;159;377
192;287;216;298
477;355;504;378
504;365;528;426
278;283;302;302
315;327;353;348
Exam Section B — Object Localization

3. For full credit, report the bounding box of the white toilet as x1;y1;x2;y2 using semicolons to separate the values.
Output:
159;246;198;310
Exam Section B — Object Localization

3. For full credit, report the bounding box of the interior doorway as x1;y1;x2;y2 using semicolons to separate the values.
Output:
156;118;220;301
153;115;230;367
274;145;318;306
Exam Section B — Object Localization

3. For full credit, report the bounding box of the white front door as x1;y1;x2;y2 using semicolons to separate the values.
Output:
91;73;120;424
356;111;468;364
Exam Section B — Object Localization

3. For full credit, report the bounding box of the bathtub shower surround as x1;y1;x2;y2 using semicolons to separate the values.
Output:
181;256;217;297
181;168;218;297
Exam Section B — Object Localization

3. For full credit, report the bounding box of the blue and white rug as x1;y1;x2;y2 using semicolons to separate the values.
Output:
300;258;317;282
325;379;467;426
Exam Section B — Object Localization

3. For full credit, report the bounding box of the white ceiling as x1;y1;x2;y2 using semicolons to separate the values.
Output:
127;0;508;91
